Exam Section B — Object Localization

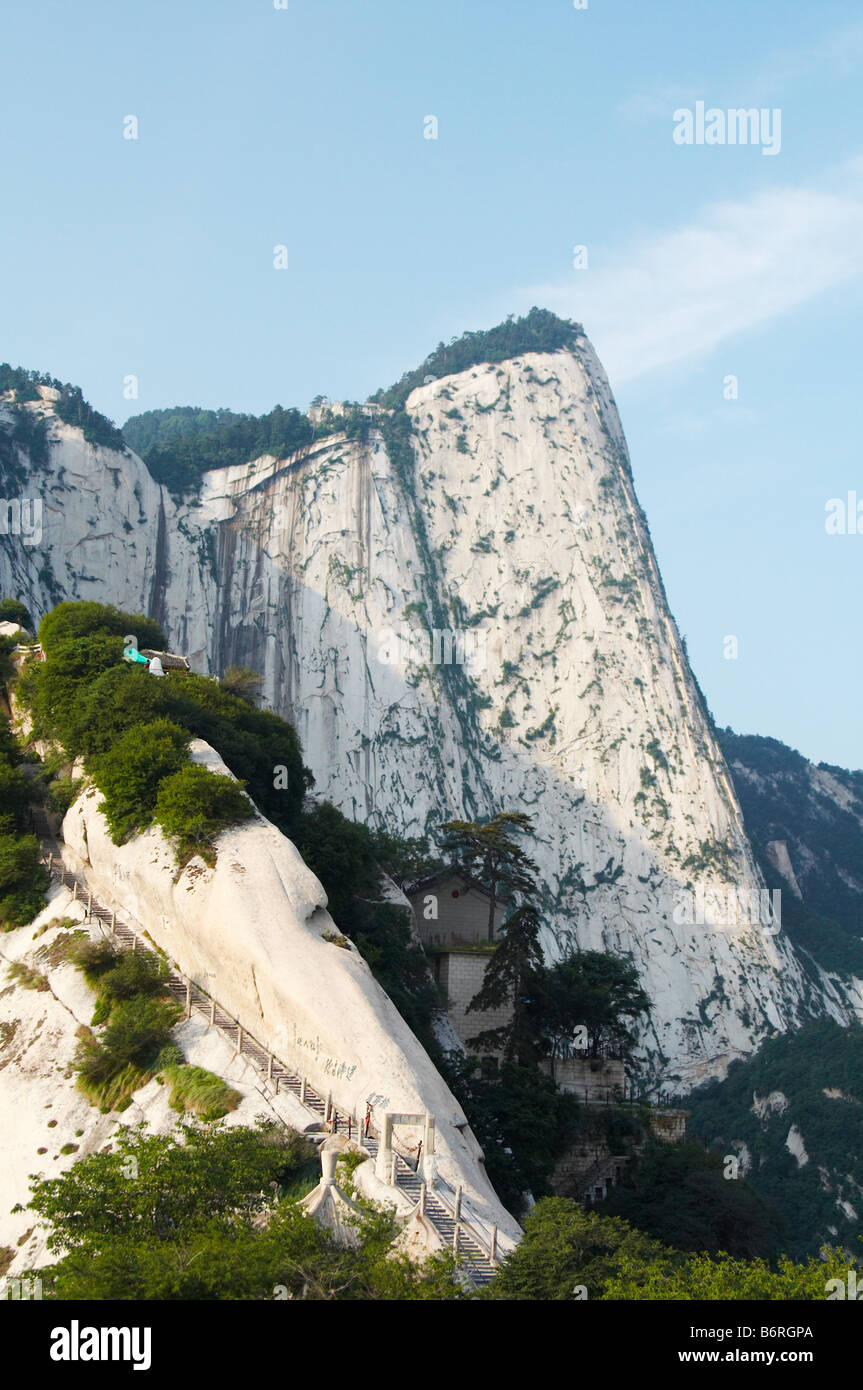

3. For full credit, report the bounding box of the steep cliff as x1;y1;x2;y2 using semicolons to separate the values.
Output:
59;739;520;1245
2;332;858;1087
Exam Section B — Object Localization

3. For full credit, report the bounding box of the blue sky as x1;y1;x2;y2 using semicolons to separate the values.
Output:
2;0;861;767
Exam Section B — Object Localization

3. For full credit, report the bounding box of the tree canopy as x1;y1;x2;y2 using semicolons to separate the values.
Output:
526;949;651;1062
438;811;539;942
20;1121;461;1301
122;404;314;496
372;308;584;410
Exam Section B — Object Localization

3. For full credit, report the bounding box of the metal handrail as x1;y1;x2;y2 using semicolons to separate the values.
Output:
433;1176;503;1264
40;848;502;1279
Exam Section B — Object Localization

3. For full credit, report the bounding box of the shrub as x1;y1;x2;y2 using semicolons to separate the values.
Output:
90;719;190;843
154;763;253;862
101;995;182;1069
0;761;33;830
70;939;121;988
38;601;165;656
98;949;170;1005
0;598;33;631
0;833;47;928
74;1033;149;1112
47;776;83;815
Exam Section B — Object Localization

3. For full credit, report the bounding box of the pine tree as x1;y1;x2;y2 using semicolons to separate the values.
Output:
467;903;545;1065
438;811;538;942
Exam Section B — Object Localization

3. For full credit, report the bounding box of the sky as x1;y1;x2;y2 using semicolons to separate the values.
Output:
1;0;861;768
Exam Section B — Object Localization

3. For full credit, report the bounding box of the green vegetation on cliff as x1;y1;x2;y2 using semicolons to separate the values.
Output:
719;728;863;977
18;1121;459;1300
0;710;46;929
372;307;584;410
485;1196;851;1300
122;403;314;496
685;1018;863;1260
0;363;127;453
13;601;440;1050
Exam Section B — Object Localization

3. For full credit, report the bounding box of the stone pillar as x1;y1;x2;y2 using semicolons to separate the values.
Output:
422;1113;436;1183
453;1184;462;1221
185;981;191;1016
321;1148;338;1188
376;1112;393;1182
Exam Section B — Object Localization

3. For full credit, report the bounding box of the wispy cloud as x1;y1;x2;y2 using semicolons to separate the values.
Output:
521;166;863;384
752;19;863;94
619;19;863;121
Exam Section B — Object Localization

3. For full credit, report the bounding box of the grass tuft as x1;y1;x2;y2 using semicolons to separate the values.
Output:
163;1064;241;1121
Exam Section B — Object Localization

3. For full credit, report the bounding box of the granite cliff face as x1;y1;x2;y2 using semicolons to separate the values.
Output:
2;340;858;1087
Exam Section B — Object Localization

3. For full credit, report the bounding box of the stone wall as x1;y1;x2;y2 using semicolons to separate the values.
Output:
541;1056;626;1101
432;951;511;1048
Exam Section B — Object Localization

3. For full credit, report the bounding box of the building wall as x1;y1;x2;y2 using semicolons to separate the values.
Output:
435;951;512;1049
541;1057;626;1101
410;873;505;948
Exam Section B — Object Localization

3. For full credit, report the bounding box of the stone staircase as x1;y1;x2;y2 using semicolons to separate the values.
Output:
35;824;504;1290
580;1153;630;1204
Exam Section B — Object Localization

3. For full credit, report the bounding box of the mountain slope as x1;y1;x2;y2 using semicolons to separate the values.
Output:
686;1018;863;1260
2;317;859;1087
719;730;863;979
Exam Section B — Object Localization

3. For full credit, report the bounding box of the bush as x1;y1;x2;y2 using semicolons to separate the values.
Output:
154;763;254;862
0;833;46;928
101;995;182;1069
74;1033;149;1113
38;602;165;656
98;950;170;1005
15;603;311;824
47;776;83;815
70;939;121;987
91;719;190;843
0;598;33;631
0;761;33;830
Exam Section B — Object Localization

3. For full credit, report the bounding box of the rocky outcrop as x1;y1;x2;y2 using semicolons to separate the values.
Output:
2;346;857;1086
59;742;520;1245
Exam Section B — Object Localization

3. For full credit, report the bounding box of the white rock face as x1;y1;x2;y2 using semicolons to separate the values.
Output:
752;1089;790;1122
0;889;323;1275
59;747;520;1244
785;1124;809;1167
1;340;856;1087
